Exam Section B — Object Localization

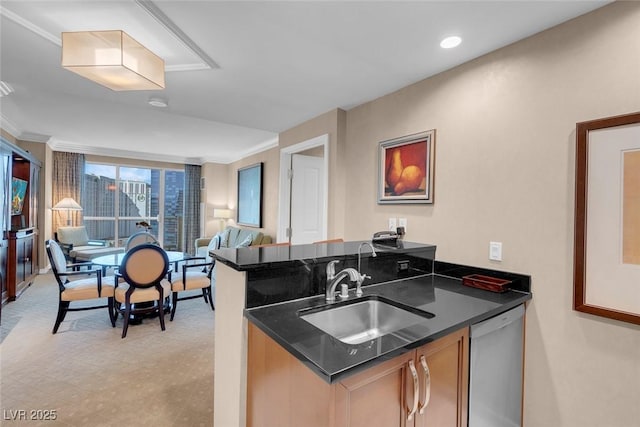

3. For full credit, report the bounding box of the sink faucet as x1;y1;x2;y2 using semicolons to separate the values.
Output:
325;260;361;302
358;241;377;274
356;242;377;295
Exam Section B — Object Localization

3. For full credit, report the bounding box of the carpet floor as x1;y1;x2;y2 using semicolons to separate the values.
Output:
0;272;215;426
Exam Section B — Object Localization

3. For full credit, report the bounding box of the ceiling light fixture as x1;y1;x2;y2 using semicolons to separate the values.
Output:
440;36;462;49
148;97;168;108
61;30;165;91
0;81;14;97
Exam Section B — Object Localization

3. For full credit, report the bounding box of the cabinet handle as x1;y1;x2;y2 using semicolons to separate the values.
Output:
407;359;419;421
419;355;431;414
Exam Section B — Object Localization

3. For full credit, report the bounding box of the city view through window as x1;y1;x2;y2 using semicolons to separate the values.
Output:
83;164;185;251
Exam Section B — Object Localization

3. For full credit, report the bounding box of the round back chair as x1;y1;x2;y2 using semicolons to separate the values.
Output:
114;244;170;338
125;230;160;251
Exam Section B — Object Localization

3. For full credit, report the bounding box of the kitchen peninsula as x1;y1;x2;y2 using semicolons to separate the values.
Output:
212;241;531;427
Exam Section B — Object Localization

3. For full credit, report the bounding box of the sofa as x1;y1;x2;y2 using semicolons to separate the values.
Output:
195;226;272;258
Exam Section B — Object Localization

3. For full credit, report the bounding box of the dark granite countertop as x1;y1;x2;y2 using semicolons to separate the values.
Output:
245;273;532;383
213;240;436;271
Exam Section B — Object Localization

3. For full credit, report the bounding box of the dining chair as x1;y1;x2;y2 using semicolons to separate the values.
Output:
113;243;170;338
46;239;116;334
125;230;160;251
169;256;215;321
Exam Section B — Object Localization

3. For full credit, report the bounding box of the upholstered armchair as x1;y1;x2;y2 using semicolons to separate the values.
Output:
55;225;122;263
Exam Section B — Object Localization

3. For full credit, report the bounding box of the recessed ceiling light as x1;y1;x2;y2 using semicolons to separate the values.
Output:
440;36;462;49
148;97;168;108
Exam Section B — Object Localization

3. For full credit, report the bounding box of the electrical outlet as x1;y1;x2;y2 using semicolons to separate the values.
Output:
388;217;397;231
489;241;503;261
397;260;410;273
398;218;407;232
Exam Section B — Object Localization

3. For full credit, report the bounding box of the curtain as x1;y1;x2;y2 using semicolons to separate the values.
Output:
52;152;85;232
183;164;201;255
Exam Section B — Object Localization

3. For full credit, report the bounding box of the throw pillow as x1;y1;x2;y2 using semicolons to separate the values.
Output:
236;234;253;248
205;235;221;263
207;235;221;251
219;228;230;248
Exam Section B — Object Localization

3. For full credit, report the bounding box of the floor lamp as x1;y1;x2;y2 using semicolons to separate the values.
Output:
52;197;83;226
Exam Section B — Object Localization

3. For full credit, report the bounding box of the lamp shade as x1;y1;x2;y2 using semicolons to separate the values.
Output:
52;198;83;211
62;30;165;91
213;208;232;219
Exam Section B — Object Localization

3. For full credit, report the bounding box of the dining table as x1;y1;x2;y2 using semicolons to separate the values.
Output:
92;250;188;271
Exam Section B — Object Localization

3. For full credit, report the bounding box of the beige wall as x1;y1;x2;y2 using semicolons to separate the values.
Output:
342;3;640;427
202;162;230;237
225;147;280;241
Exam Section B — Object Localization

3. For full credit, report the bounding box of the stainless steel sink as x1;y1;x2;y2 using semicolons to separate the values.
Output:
300;298;434;345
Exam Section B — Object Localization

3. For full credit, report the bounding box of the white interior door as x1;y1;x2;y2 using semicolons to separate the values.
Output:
290;154;324;244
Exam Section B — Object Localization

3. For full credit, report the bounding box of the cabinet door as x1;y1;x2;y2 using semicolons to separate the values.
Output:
414;327;469;427
24;235;34;277
16;238;26;283
335;350;416;427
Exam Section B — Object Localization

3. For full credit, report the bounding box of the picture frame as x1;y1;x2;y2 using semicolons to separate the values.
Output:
574;111;640;325
237;162;263;228
378;130;435;204
11;177;28;215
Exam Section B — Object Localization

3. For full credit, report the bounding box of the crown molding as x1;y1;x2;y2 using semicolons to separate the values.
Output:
222;137;280;164
0;6;61;45
0;114;21;138
46;135;279;166
47;137;208;165
18;132;51;143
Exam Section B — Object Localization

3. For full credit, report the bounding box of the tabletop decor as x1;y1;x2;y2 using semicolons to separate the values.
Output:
378;130;435;204
237;162;263;227
574;111;640;325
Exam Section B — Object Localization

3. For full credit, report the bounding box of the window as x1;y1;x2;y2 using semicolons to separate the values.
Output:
83;163;185;250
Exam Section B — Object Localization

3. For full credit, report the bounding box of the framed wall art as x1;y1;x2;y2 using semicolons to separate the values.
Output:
378;130;435;204
237;162;263;228
574;111;640;325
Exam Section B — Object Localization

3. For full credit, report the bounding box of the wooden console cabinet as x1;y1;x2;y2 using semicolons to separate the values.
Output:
6;228;37;301
247;324;469;427
1;137;41;306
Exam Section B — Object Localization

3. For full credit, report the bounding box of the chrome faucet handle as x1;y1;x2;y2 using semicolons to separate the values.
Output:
326;260;340;281
355;273;371;297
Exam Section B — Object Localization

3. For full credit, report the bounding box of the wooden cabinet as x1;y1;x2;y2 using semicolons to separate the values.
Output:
335;347;414;427
0;138;41;305
6;228;37;300
247;324;469;427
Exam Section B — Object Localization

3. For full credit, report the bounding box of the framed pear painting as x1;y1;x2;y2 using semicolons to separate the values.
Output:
378;130;436;204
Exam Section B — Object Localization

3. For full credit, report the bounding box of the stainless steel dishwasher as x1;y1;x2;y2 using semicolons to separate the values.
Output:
469;303;525;427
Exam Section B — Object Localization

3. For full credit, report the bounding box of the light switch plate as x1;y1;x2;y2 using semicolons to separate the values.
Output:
398;218;407;232
388;218;397;231
489;241;502;261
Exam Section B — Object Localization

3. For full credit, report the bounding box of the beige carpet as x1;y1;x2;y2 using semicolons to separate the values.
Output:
0;272;214;426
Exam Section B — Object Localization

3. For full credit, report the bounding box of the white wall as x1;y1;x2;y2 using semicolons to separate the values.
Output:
343;3;640;426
